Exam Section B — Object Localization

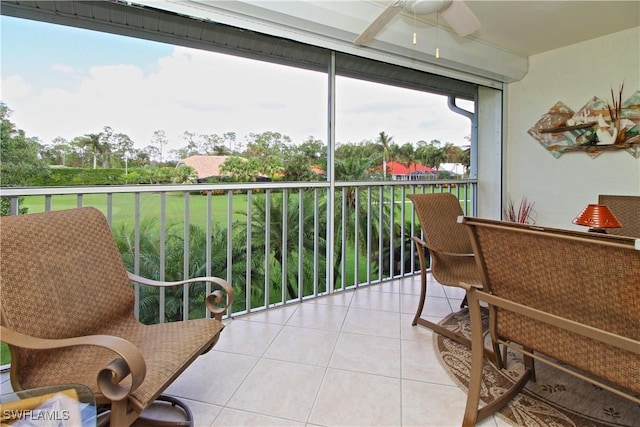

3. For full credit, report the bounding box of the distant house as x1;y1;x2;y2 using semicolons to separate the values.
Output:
385;161;437;181
309;165;326;177
177;155;233;181
439;163;466;177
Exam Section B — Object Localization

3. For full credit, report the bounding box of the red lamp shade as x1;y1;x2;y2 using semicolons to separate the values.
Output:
573;204;622;230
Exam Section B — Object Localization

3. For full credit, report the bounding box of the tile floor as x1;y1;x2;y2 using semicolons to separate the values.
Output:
165;274;507;427
1;273;508;427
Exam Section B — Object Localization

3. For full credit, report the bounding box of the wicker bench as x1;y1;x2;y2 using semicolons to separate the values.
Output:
459;217;640;426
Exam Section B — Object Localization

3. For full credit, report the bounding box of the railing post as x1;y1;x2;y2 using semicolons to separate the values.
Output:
1;180;476;319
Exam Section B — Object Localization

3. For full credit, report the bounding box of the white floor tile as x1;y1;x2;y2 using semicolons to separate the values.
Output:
400;313;434;342
166;350;258;406
309;369;402;426
400;292;420;315
341;307;401;339
4;274;480;426
330;332;401;377
285;303;348;331
263;325;338;366
227;358;325;423
240;304;300;325
309;290;354;306
212;319;283;357
401;339;456;385
401;379;467;427
350;288;401;312
212;408;305;426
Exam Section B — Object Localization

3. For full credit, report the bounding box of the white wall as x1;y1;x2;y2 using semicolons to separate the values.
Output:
476;86;503;220
505;26;640;229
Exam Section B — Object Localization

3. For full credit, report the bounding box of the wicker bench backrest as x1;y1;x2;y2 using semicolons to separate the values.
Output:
464;218;640;395
598;194;640;238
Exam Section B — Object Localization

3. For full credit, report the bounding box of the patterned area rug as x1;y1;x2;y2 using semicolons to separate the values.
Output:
434;309;640;427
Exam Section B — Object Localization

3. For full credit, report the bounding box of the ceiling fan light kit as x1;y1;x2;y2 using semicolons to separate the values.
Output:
354;0;480;47
404;0;452;15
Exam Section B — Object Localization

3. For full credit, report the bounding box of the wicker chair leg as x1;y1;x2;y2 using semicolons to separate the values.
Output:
523;347;536;382
411;238;429;327
133;395;193;427
99;396;193;427
107;399;139;427
462;288;532;426
500;344;508;369
411;238;498;363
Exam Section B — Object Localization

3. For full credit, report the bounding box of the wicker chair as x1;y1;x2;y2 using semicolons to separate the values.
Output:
407;194;498;360
598;194;640;238
460;217;640;426
0;207;234;426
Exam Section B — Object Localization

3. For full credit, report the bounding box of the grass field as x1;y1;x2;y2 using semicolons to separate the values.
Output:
1;343;8;365
22;192;249;228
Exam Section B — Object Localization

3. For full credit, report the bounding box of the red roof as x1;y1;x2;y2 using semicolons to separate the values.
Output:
386;161;435;175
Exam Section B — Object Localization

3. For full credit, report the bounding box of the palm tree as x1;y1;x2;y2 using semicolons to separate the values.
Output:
395;143;417;172
171;165;198;184
415;140;448;176
79;133;107;169
376;131;394;179
113;217;243;323
237;190;327;302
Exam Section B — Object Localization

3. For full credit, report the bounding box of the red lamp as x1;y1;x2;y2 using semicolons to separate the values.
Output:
572;204;622;233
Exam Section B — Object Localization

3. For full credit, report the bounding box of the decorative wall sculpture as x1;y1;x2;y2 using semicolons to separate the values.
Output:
528;89;640;159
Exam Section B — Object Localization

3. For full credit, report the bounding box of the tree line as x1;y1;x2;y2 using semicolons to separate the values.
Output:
1;101;471;189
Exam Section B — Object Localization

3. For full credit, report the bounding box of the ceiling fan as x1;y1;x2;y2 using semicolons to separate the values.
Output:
354;0;480;46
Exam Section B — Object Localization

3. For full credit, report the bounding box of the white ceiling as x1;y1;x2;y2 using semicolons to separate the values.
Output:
433;0;640;57
147;0;638;82
160;1;640;57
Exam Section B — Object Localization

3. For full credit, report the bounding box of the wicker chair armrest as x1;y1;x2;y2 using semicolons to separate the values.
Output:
0;325;146;402
411;236;475;257
128;272;234;320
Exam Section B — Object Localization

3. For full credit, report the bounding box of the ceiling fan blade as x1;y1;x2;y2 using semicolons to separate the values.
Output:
441;0;480;36
354;0;404;46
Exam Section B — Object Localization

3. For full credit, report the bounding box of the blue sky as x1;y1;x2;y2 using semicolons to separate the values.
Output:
2;16;172;87
1;15;473;156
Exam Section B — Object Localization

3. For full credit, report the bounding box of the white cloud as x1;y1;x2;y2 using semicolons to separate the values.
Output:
2;44;472;153
51;63;76;74
1;75;33;99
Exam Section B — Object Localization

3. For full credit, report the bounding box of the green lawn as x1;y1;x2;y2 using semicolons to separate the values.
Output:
1;342;9;365
20;187;470;229
22;192;249;228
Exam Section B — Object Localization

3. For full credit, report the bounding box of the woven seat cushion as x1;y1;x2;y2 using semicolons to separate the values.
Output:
431;253;482;287
17;315;223;410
